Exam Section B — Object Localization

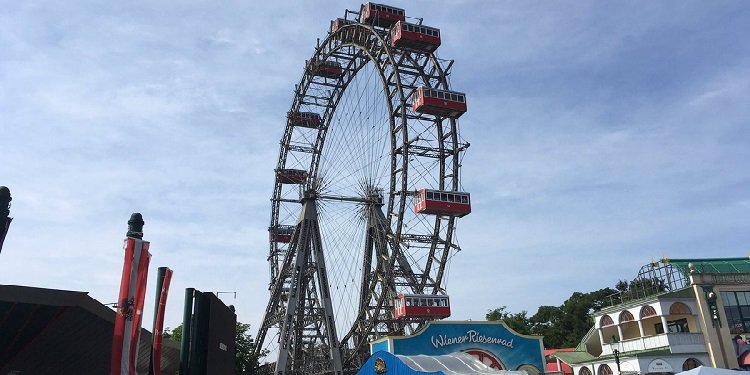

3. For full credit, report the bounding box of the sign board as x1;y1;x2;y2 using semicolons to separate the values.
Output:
647;359;674;373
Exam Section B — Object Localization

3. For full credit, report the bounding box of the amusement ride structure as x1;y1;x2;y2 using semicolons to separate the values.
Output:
255;3;472;373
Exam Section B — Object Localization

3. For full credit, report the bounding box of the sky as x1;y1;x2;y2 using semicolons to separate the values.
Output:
1;0;749;353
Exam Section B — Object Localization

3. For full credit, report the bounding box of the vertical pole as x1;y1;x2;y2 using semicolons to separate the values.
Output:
150;267;167;375
180;288;195;375
0;186;12;255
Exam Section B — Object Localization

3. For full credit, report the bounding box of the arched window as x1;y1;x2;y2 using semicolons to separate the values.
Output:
579;367;592;375
619;310;635;323
640;305;657;318
682;358;702;371
670;302;692;315
600;315;615;327
598;364;613;375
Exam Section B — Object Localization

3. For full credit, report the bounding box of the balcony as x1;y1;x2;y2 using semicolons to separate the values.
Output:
601;333;705;356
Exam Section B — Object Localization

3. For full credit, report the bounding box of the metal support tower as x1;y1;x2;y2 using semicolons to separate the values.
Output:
273;191;343;375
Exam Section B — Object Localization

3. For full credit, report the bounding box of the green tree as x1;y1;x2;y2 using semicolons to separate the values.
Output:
163;324;183;342
488;287;618;349
235;322;268;374
164;322;267;374
486;306;531;335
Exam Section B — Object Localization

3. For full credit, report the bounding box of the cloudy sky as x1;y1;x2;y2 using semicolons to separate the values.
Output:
1;0;748;350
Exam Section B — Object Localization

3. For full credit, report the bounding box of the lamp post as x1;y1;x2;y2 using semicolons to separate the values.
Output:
613;349;621;375
610;336;621;375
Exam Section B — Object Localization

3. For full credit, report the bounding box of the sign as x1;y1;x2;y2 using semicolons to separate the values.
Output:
371;321;544;373
647;359;674;373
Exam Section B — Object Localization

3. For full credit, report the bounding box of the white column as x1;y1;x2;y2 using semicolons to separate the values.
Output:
598;328;605;345
617;324;624;341
637;319;645;337
660;315;669;333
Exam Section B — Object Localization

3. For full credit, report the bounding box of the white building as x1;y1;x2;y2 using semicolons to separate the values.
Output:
554;257;749;375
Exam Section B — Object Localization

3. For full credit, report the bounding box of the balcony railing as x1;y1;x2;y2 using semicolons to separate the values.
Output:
601;333;705;356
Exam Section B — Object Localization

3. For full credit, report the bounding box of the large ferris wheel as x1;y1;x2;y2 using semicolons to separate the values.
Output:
255;3;471;373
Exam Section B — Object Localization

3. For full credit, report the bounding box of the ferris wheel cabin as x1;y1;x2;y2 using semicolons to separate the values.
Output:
390;21;441;53
276;168;308;184
288;111;322;128
412;86;467;118
330;18;356;33
359;2;405;27
414;189;471;217
307;60;344;79
269;225;295;243
394;294;451;319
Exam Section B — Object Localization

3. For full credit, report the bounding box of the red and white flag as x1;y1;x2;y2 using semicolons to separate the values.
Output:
112;237;151;375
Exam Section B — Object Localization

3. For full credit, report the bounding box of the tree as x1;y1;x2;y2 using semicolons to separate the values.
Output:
487;286;618;349
163;324;182;342
235;322;268;374
486;306;531;335
164;322;267;374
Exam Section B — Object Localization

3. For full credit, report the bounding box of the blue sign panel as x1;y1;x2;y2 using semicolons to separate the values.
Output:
370;321;544;373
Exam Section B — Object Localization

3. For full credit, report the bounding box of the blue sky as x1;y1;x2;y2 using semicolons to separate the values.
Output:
1;0;749;348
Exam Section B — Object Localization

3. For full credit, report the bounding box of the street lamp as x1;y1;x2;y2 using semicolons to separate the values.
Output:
613;349;621;375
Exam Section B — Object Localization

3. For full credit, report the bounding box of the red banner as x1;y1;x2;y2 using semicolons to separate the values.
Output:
152;268;173;375
112;238;151;375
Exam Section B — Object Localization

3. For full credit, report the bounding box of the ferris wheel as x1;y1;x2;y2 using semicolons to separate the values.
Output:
256;3;471;373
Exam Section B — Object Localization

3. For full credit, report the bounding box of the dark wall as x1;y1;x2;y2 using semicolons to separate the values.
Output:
187;291;236;375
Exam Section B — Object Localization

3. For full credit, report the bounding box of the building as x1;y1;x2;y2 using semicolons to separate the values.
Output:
546;348;576;375
553;257;750;375
0;284;180;374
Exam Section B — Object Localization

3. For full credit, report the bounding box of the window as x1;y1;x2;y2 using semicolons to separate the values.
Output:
668;318;689;333
722;291;750;334
669;302;692;315
619;310;635;323
426;191;433;200
597;364;612;375
682;358;702;371
600;315;614;327
654;318;690;334
640;305;657;318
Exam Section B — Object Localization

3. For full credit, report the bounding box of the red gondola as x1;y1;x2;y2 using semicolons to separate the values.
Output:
330;18;356;33
276;169;308;184
394;293;451;319
269;225;295;243
288;111;322;128
307;60;344;79
359;2;405;27
414;189;471;217
412;86;467;118
390;21;441;53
